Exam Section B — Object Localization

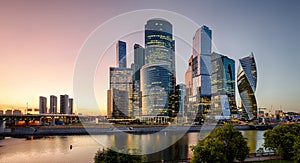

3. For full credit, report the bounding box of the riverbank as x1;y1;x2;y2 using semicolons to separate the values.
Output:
0;124;271;138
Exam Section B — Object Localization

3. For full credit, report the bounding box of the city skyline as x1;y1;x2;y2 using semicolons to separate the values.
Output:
0;1;300;114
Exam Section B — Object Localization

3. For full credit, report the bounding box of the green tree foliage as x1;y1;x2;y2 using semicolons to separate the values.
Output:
94;148;143;163
292;136;300;162
263;124;300;160
191;124;249;163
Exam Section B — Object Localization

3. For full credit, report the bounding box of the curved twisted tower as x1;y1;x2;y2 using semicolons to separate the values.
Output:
237;53;257;120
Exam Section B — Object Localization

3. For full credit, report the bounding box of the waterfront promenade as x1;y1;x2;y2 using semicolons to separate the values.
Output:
0;124;273;137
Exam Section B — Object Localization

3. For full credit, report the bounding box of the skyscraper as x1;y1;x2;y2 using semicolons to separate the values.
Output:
185;56;194;121
144;18;175;75
185;25;212;120
211;52;237;119
108;40;134;119
116;40;127;68
175;84;187;118
49;95;57;114
69;98;73;114
108;67;133;118
141;18;176;117
39;96;47;114
132;44;145;117
60;94;69;114
133;44;145;81
141;64;172;116
237;53;258;120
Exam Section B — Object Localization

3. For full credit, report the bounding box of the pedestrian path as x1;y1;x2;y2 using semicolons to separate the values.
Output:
244;155;281;162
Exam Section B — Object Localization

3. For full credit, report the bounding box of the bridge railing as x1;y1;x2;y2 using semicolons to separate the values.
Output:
248;151;278;157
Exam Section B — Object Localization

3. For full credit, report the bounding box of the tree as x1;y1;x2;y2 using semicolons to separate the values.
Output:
293;136;300;162
263;124;300;160
191;137;226;163
94;148;143;163
191;124;249;163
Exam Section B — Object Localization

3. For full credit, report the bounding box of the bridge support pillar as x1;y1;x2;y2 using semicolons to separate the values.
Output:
39;117;43;125
51;117;56;126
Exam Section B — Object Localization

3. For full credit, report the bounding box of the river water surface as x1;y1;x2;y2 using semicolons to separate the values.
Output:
0;130;265;163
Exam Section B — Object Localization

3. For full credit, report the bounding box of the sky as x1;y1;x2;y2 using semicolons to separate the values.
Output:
0;0;299;115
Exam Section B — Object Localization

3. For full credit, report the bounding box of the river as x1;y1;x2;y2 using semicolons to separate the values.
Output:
0;130;265;163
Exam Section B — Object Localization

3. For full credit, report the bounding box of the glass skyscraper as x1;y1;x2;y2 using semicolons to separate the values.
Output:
175;84;187;118
107;40;135;119
131;44;145;117
186;25;212;120
108;67;133;118
116;40;127;68
141;18;176;117
237;53;257;120
211;52;237;119
141;64;172;116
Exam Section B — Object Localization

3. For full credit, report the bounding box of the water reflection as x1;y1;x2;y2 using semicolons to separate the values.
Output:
0;130;265;162
145;133;190;162
241;130;266;153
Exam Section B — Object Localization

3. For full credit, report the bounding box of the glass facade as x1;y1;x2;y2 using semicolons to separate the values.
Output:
237;53;257;120
142;18;176;117
131;44;145;117
109;67;133;118
116;40;127;68
141;64;173;116
175;84;187;117
192;26;212;77
211;52;236;119
185;25;212;121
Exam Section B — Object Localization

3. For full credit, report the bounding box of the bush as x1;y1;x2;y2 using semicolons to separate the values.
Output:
94;148;143;163
292;136;300;162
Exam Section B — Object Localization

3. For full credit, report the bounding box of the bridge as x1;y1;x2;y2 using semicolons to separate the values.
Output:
0;114;106;133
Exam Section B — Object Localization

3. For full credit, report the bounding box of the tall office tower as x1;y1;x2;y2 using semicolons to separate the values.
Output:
39;96;47;114
108;67;133;118
187;25;212;120
69;98;73;114
49;95;57;114
141;18;176;117
133;44;145;81
132;44;145;117
185;56;193;119
237;53;258;120
60;94;69;114
116;40;127;68
144;18;175;77
211;52;237;119
175;84;187;117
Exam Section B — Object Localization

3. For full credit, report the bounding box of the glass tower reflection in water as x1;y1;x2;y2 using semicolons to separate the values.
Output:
141;18;176;117
237;53;258;120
